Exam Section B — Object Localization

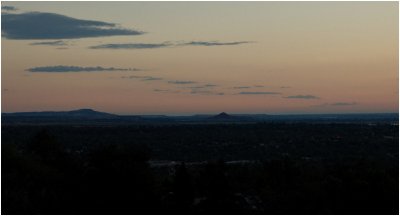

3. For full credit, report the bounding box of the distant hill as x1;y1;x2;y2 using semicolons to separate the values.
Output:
210;112;234;120
208;112;255;122
2;108;118;119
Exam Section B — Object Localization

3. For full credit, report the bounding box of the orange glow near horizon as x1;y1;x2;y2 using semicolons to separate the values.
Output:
2;2;398;115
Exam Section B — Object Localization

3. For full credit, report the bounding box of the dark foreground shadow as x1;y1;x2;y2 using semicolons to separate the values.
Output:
2;128;399;214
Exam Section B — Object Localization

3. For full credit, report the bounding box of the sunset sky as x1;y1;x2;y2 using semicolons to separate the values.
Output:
2;2;398;115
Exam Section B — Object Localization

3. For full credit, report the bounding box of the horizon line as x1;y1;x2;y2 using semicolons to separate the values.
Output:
2;108;398;117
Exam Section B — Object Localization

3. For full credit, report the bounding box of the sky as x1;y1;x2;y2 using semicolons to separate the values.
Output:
1;1;398;115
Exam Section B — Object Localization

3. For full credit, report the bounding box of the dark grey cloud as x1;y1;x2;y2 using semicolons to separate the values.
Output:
239;91;280;95
233;86;251;89
88;40;253;49
204;84;217;87
182;41;253;46
2;6;17;11
2;12;143;39
331;102;357;106
27;65;140;72
168;80;197;85
285;95;319;99
89;42;171;49
30;40;68;46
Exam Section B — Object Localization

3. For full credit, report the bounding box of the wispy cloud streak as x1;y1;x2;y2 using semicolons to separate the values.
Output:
2;6;17;11
168;80;197;84
90;42;171;49
30;40;68;46
233;86;251;89
121;75;162;81
312;102;358;107
89;41;254;49
182;41;253;46
285;95;319;99
331;102;357;106
27;65;140;72
239;91;280;95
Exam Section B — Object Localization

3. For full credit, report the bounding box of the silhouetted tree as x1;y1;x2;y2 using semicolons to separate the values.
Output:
171;162;194;213
83;144;157;214
196;160;236;214
28;129;62;160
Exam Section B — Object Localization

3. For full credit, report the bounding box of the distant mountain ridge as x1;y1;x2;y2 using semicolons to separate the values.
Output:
2;109;398;125
2;108;118;118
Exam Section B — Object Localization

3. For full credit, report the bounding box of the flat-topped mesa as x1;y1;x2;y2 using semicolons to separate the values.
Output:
3;108;118;118
72;108;96;113
68;108;107;115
